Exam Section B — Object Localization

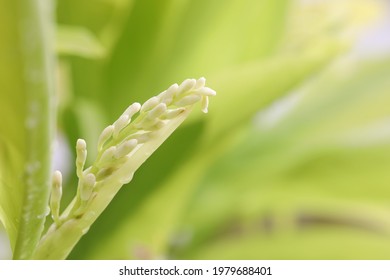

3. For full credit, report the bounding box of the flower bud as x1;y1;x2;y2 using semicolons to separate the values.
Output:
113;115;130;138
147;103;167;119
97;125;114;151
76;139;87;178
159;83;179;105
114;139;138;159
195;77;206;89
196;86;216;96
141;96;160;112
201;96;209;113
123;102;141;118
79;173;96;201
175;94;202;106
161;108;186;119
177;79;196;97
99;146;116;166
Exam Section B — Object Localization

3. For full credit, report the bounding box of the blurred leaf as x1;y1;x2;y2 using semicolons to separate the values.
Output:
203;42;343;142
0;0;27;250
56;25;105;58
0;0;55;259
104;0;290;118
64;1;348;258
180;227;390;259
63;98;107;163
54;0;390;260
174;57;390;258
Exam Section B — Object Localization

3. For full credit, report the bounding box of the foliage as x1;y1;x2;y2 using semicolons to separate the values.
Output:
0;0;389;259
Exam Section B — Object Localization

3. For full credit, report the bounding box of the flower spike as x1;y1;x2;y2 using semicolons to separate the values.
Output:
35;78;216;259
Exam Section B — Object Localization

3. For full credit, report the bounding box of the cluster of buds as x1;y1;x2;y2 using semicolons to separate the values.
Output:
49;78;216;226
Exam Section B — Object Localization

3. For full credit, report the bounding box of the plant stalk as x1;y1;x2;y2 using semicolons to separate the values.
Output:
13;0;55;259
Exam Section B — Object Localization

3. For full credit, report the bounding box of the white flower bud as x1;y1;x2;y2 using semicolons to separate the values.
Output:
141;96;160;112
159;83;179;105
195;77;206;89
79;173;96;201
177;79;196;97
113;114;130;138
196;86;216;96
201;96;209;113
175;94;202;107
114;139;138;159
97;125;114;151
99;146;116;165
123;102;141;118
161;108;186;119
76;139;87;179
147;103;167;119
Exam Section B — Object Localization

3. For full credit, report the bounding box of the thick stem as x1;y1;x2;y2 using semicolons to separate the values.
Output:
13;0;55;259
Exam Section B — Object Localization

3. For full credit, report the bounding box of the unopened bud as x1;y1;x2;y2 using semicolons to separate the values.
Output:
195;77;206;89
177;79;196;97
76;139;87;178
99;146;116;165
147;103;167;119
159;83;179;105
79;173;96;201
161;108;186;119
113;115;130;138
114;139;138;159
196;87;216;96
201;96;209;113
141;96;160;112
175;94;202;107
97;125;114;151
123;102;141;118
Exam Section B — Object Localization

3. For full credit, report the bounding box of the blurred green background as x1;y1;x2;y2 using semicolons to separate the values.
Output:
1;0;390;259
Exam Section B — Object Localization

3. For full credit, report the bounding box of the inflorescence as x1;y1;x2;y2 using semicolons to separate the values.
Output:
49;78;216;226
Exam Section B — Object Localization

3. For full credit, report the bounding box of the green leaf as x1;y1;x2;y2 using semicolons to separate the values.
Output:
174;58;390;257
0;1;26;251
180;227;390;259
203;42;343;143
0;0;55;259
56;25;105;58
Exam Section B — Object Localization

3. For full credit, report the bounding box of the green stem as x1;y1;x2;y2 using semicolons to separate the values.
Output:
13;0;55;259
